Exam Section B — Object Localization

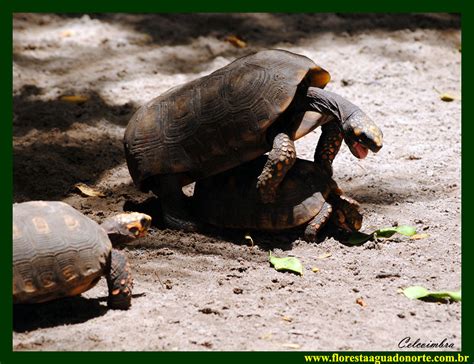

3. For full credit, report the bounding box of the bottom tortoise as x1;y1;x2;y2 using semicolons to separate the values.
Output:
193;156;362;241
13;201;151;309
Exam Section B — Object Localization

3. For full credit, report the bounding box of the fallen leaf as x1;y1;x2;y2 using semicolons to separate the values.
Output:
410;233;430;240
269;252;303;275
281;343;301;349
317;252;332;259
60;95;89;103
440;93;456;102
73;183;105;197
402;286;461;302
60;30;73;37
356;297;367;307
347;231;373;246
311;267;320;273
376;225;417;238
347;225;417;245
225;35;247;48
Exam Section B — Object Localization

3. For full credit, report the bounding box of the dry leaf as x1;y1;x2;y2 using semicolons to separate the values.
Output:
60;95;89;103
317;252;332;259
60;30;73;37
440;93;456;102
410;233;430;240
73;183;105;197
225;35;247;48
311;267;320;273
356;297;367;307
281;343;301;349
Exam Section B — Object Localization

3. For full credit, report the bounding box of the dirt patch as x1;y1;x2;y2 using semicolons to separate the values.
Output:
13;13;461;351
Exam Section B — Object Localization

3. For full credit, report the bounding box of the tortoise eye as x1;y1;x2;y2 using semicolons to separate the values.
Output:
129;226;140;235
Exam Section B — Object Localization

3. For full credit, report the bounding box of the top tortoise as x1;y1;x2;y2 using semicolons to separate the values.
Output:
124;49;383;230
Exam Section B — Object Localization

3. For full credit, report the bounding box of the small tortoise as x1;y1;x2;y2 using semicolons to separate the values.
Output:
193;156;362;241
13;201;151;309
124;49;382;230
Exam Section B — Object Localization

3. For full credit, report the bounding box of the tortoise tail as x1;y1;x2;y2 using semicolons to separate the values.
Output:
106;249;133;310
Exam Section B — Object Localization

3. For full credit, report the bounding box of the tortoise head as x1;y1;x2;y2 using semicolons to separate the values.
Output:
332;194;363;232
101;212;152;240
342;110;383;159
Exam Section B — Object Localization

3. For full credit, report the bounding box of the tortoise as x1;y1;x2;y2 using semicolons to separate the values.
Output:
13;201;151;310
192;156;362;241
124;49;382;230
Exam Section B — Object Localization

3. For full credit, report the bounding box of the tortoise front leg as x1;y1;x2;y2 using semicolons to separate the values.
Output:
256;133;296;203
106;249;133;310
314;121;343;176
303;201;333;242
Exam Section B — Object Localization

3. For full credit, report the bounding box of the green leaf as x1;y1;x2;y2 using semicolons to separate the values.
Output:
403;286;461;302
347;225;417;245
269;252;303;276
403;286;430;299
377;225;417;238
393;225;417;236
346;231;374;245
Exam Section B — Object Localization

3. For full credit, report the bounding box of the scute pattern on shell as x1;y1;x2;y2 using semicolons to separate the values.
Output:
13;201;111;304
124;49;325;188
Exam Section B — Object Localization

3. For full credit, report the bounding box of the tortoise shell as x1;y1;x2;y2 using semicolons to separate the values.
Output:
193;156;338;231
124;49;331;190
13;201;111;304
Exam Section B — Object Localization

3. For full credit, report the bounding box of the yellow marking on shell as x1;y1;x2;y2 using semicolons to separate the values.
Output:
112;289;120;295
32;217;50;234
276;162;283;171
334;140;341;146
308;66;331;88
123;288;130;295
64;215;80;230
13;223;21;240
23;279;36;293
41;275;56;288
353;127;362;137
285;159;291;165
120;279;126;286
62;266;78;281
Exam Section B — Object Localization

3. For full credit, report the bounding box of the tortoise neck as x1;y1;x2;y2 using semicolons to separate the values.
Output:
305;87;361;124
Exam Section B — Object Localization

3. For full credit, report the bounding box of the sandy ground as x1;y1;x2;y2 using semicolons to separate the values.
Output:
12;13;461;351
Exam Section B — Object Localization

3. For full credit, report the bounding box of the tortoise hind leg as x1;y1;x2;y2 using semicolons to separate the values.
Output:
257;133;296;203
106;249;132;310
303;202;333;242
152;174;198;232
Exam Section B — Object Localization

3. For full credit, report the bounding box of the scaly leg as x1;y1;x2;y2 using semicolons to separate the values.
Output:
303;201;333;242
256;133;296;203
106;250;133;310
